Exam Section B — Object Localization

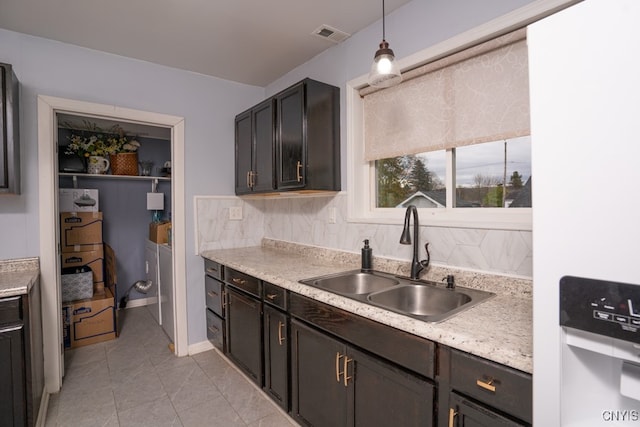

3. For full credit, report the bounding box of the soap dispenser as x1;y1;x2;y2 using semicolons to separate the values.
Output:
361;239;373;272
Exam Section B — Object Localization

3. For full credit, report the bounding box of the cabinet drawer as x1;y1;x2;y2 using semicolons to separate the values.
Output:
0;296;22;326
290;293;435;379
450;349;532;423
206;308;225;351
263;282;287;310
205;275;224;317
224;267;261;297
204;259;223;280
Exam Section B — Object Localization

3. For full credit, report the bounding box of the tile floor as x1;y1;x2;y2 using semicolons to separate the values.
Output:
44;306;298;426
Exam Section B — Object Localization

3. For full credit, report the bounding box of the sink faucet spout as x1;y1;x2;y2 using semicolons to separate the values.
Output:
400;205;430;280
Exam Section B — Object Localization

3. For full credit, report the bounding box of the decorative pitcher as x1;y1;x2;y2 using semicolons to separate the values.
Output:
87;156;110;174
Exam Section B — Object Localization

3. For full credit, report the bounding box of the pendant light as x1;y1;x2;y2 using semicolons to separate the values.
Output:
368;0;402;88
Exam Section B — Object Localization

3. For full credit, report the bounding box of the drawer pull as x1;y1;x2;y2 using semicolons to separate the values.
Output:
232;278;247;286
208;325;219;334
266;293;277;301
448;408;457;427
278;321;285;345
222;291;227;309
206;267;218;275
476;378;496;393
335;352;343;383
343;356;353;387
207;290;218;298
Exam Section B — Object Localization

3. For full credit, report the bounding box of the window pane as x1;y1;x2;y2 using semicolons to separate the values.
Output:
455;136;531;208
375;152;446;208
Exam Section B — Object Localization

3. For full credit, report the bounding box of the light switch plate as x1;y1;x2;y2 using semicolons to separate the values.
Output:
229;206;243;220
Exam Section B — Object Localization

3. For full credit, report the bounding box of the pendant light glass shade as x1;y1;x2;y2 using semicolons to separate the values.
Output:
368;0;402;88
369;41;402;88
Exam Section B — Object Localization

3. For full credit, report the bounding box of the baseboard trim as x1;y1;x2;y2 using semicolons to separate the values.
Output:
188;339;215;355
124;296;157;308
35;389;49;427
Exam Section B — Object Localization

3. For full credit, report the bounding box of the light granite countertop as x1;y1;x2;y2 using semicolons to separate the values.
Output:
0;257;40;298
201;240;532;374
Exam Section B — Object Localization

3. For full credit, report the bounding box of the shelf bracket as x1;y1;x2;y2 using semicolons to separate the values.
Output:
72;175;78;189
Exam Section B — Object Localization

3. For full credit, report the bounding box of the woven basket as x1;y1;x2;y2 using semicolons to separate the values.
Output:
110;152;139;176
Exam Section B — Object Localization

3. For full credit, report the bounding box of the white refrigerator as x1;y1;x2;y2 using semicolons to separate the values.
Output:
529;1;640;425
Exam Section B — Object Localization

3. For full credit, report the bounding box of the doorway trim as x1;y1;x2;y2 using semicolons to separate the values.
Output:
37;95;188;392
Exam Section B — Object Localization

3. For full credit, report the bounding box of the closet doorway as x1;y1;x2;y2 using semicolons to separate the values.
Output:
37;96;187;393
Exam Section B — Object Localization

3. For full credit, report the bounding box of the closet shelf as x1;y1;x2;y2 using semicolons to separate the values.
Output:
59;173;171;182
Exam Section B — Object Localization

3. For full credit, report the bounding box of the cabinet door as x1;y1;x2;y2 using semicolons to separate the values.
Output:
449;392;527;427
226;287;263;385
263;305;288;411
347;347;434;427
0;325;26;426
252;99;275;192
276;83;305;190
235;110;253;194
0;63;20;195
291;319;347;427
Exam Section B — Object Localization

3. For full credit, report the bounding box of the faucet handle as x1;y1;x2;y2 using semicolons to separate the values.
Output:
420;242;431;269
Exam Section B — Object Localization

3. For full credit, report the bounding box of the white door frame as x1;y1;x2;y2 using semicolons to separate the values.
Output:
37;95;188;392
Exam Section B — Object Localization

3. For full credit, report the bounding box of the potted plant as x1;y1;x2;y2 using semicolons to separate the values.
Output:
64;122;141;175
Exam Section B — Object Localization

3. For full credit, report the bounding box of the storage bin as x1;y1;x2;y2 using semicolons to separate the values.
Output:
61;266;94;302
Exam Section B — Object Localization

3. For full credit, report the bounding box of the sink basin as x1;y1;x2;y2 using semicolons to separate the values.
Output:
300;270;399;296
300;270;494;322
368;284;480;321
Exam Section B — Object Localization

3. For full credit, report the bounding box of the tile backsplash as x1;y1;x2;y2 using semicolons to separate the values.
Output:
195;193;532;278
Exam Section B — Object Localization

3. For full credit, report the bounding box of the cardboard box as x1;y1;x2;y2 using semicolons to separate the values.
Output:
60;212;103;252
62;288;116;348
149;221;171;244
59;188;99;212
104;244;117;299
61;246;104;284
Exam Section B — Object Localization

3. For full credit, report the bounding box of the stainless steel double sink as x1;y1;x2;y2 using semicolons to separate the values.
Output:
299;270;494;323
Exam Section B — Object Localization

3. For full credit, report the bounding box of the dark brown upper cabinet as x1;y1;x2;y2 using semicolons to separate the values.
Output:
235;99;276;195
234;78;340;195
0;63;20;195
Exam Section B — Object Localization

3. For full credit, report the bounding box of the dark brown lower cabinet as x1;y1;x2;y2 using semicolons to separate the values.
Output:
0;323;26;426
263;304;288;410
226;286;262;385
448;392;527;427
291;319;434;427
0;282;43;427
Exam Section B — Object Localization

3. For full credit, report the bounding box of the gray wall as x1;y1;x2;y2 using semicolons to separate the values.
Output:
0;0;536;348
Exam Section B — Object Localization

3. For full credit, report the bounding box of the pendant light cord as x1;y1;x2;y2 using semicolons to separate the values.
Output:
382;0;386;41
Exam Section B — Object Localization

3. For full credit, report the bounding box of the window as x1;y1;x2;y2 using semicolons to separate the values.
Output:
347;28;532;230
376;136;531;210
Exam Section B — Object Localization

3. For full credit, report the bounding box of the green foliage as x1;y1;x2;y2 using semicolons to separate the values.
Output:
483;185;504;207
509;171;523;188
408;157;433;192
376;156;413;207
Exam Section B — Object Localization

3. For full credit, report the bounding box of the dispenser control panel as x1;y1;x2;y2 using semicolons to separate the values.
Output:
560;275;640;343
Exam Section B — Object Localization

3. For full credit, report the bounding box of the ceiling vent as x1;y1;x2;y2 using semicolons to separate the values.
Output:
312;25;351;43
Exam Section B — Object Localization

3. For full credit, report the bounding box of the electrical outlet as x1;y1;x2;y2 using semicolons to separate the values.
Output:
229;206;243;220
328;207;337;224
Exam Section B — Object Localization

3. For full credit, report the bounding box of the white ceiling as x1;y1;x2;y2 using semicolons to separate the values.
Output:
0;0;411;87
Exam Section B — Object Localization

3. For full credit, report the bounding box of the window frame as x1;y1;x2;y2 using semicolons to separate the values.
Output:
345;0;578;231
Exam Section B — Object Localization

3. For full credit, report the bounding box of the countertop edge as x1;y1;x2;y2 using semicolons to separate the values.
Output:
0;257;40;298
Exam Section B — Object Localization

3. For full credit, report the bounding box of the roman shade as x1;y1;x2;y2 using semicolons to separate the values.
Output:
362;28;529;161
